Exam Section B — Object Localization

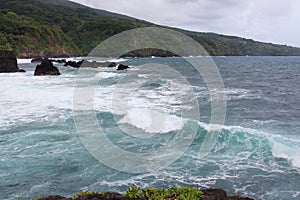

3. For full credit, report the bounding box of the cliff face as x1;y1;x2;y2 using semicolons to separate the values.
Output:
0;50;25;72
0;50;18;72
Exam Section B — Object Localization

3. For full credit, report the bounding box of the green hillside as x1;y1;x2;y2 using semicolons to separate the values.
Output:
0;11;80;57
1;0;300;57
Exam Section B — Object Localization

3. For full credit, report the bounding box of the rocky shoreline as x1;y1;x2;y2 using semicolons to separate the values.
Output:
33;58;130;75
0;50;131;75
36;188;253;200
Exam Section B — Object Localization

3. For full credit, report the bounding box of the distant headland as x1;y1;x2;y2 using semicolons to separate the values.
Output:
1;0;300;58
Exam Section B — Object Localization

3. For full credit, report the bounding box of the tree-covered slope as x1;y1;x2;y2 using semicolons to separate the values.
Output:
0;0;151;57
1;0;300;57
0;11;80;57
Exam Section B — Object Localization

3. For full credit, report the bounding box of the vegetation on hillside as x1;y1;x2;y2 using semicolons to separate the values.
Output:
0;11;80;57
1;0;300;57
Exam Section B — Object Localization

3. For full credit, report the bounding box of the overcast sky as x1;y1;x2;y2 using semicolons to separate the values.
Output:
70;0;300;47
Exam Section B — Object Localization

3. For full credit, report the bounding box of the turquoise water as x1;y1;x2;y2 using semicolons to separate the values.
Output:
0;57;299;199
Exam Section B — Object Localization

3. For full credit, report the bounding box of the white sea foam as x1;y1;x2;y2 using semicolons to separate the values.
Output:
269;136;300;168
95;72;121;79
17;58;32;64
219;125;300;169
86;58;128;63
0;74;74;129
107;58;128;63
119;108;186;134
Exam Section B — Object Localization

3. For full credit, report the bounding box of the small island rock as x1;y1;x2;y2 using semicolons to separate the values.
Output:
107;62;117;68
64;60;84;68
34;58;61;76
117;64;130;71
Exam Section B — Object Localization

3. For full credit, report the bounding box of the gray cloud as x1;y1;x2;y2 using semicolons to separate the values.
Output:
70;0;300;47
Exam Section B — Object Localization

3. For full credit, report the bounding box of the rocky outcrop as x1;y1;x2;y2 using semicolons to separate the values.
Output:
31;56;44;63
34;58;61;76
50;59;67;64
117;64;130;71
37;189;253;200
202;189;253;200
64;60;84;68
63;60;120;69
39;192;134;200
0;50;25;73
39;195;70;200
107;62;117;68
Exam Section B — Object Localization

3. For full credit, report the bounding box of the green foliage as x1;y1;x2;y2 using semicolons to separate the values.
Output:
0;0;151;57
0;9;80;57
33;187;203;200
125;186;203;200
125;187;142;199
71;190;103;200
1;0;300;57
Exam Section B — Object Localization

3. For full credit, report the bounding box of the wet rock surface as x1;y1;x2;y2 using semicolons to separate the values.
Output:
0;50;25;73
34;58;61;76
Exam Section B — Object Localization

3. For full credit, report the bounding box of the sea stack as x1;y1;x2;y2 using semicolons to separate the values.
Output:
117;64;130;71
34;58;61;76
0;50;25;73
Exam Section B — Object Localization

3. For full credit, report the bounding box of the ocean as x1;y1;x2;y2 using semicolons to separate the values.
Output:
0;56;299;200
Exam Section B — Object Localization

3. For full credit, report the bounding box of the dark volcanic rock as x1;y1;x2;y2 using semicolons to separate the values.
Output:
64;60;84;68
31;56;44;63
202;189;254;200
95;62;118;68
64;60;119;69
0;50;25;73
40;195;70;200
34;58;61;76
117;64;130;71
101;192;135;200
103;192;129;200
202;189;228;200
39;192;138;200
75;192;134;200
38;189;252;200
50;59;67;64
107;62;117;68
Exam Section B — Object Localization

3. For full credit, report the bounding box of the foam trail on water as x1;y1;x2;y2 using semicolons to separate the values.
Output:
17;59;32;64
